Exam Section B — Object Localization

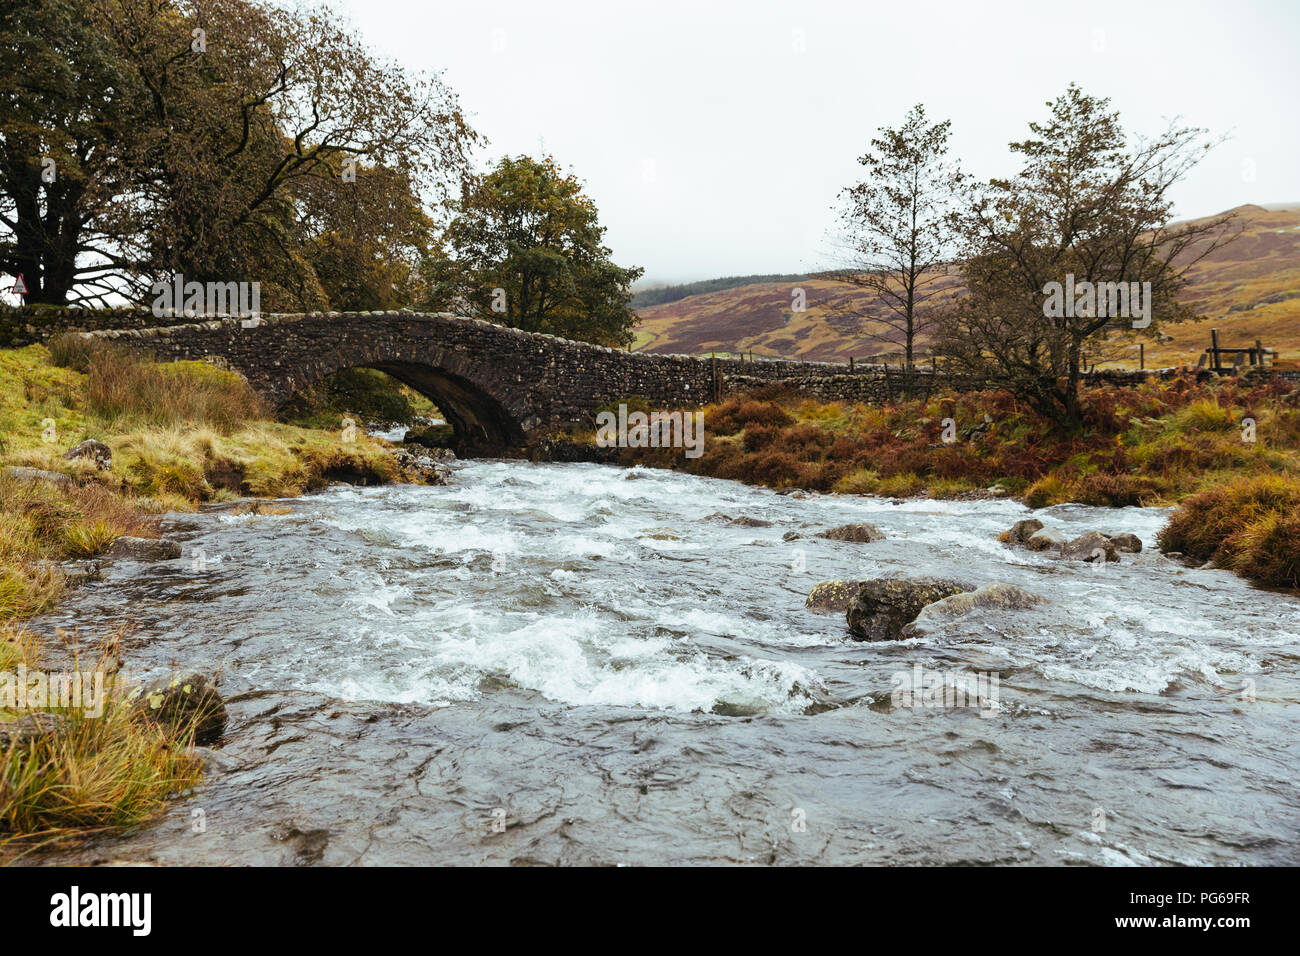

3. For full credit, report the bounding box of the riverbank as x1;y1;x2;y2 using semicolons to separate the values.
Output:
0;341;435;851
562;375;1300;589
0;341;439;620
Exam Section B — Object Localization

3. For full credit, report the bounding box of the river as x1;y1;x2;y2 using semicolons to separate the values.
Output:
29;458;1300;865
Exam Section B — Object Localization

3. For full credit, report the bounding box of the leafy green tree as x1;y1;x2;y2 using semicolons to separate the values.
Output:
0;0;147;303
295;159;436;311
435;155;643;347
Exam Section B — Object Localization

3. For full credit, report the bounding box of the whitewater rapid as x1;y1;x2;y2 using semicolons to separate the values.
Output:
31;459;1300;865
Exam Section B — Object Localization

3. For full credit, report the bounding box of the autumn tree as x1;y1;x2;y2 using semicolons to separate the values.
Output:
0;0;148;304
434;155;643;347
295;159;436;311
832;104;964;375
0;0;477;309
937;85;1240;428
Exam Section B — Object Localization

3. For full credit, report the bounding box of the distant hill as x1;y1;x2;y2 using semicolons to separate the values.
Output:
632;205;1300;368
631;274;814;310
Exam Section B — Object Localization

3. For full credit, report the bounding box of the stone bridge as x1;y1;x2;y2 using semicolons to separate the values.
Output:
80;310;929;452
51;309;1179;454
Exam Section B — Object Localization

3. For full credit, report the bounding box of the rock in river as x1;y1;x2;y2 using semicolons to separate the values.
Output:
1026;527;1066;552
818;522;886;543
134;671;227;745
1061;530;1119;562
999;518;1043;545
1109;532;1143;553
845;577;972;641
107;536;182;561
805;579;870;613
907;583;1047;635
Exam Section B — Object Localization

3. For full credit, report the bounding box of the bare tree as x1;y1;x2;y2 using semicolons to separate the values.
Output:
831;104;964;375
938;85;1242;428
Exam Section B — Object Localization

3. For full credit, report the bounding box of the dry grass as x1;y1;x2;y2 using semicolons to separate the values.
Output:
0;473;156;620
65;338;267;432
0;624;203;855
1158;475;1300;587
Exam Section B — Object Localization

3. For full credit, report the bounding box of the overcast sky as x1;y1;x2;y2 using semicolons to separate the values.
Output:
335;0;1300;284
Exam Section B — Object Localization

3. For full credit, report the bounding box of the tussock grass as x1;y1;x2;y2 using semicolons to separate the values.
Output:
0;624;203;854
1158;475;1300;587
0;473;153;620
81;345;265;433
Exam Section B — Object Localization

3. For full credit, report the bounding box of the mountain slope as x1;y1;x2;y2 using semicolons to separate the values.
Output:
632;204;1300;368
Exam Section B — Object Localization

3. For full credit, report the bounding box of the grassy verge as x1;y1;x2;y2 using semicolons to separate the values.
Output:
0;338;419;850
1157;475;1300;588
605;377;1300;504
0;623;204;857
1;339;405;621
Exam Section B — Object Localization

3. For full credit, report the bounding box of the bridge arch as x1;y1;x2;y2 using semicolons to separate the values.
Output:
357;359;523;453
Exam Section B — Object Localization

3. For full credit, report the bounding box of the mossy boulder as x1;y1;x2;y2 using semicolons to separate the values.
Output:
134;671;226;745
908;583;1046;635
998;518;1043;545
818;522;886;543
106;536;182;561
1109;532;1143;553
805;579;870;614
846;577;972;641
1061;531;1119;562
404;423;456;449
1026;528;1066;552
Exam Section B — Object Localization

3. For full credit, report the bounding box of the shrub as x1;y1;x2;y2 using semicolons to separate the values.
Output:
282;368;437;428
1158;475;1300;572
705;398;793;436
1220;512;1300;589
876;473;929;497
45;333;102;373
1172;398;1236;432
778;423;834;457
833;468;881;495
1073;472;1162;507
741;423;782;452
1024;474;1071;509
746;451;806;487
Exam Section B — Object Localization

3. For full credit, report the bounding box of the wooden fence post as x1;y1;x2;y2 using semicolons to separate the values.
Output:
1210;328;1220;372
